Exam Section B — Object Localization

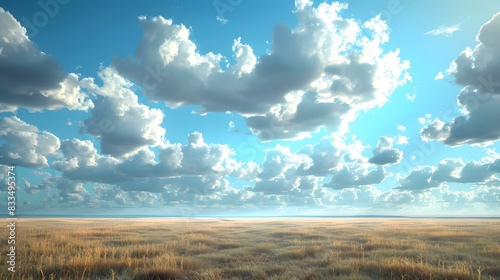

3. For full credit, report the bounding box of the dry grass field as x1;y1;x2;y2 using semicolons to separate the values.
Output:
2;218;500;280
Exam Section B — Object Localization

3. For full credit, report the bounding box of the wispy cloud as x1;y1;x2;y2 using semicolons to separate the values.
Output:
406;93;416;102
425;23;461;37
216;16;228;24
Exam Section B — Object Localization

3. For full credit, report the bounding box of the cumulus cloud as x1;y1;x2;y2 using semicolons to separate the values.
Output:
53;138;129;184
395;156;498;192
258;145;308;180
23;177;50;194
112;1;410;140
245;5;411;140
378;190;416;207
457;161;495;183
160;175;231;205
27;175;89;205
0;165;9;191
250;145;324;195
325;166;385;189
434;71;444;80
420;117;451;142
488;158;500;173
46;131;246;209
395;166;440;192
473;183;500;207
368;136;403;165
431;158;464;182
0;116;60;168
334;186;380;205
118;132;237;179
439;186;474;207
126;191;159;207
81;67;166;157
421;13;500;146
396;135;408;145
252;177;299;195
331;186;444;212
92;184;128;206
90;184;160;208
297;136;345;176
243;134;391;194
0;8;93;112
179;132;234;175
250;175;330;207
246;91;350;140
54;178;90;205
317;136;387;189
53;131;239;186
19;126;500;212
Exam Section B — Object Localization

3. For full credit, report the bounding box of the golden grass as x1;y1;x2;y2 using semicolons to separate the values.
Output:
2;218;500;279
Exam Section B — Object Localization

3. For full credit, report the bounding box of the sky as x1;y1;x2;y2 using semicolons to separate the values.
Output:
0;0;499;217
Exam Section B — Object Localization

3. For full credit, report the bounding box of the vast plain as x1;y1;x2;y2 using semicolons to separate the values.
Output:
3;218;500;280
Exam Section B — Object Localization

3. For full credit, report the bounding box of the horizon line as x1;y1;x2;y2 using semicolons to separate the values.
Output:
4;214;500;219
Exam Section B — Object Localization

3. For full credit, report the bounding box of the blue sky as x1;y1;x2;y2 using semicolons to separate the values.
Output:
1;0;500;216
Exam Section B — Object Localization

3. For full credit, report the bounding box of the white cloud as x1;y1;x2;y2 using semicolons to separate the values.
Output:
3;4;499;215
232;37;256;77
313;136;388;189
334;186;380;205
179;132;234;175
325;166;385;189
378;190;415;207
473;184;500;207
54;131;239;186
420;118;451;142
440;186;474;206
22;175;50;194
144;175;236;212
92;184;128;206
395;166;440;192
395;155;499;192
396;135;408;145
81;67;166;157
0;116;60;168
0;8;93;112
53;138;129;184
297;136;345;176
258;145;305;180
368;136;403;165
28;175;89;205
216;16;228;25
55;178;90;205
434;71;444;80
421;13;500;146
405;93;416;102
425;23;461;37
20;125;500;212
252;177;299;195
112;1;410;141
